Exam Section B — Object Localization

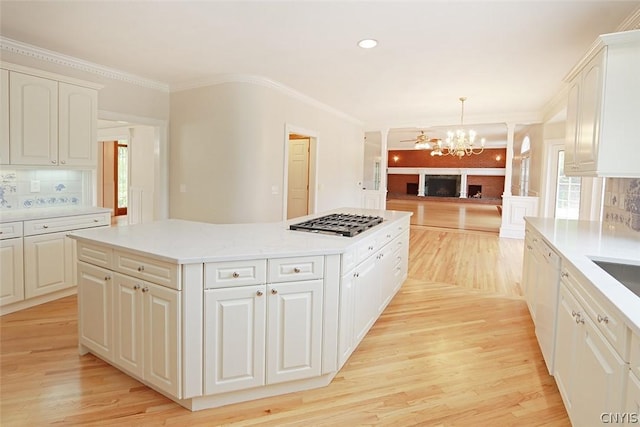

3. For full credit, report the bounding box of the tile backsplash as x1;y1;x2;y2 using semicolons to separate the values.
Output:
0;169;86;210
603;177;640;233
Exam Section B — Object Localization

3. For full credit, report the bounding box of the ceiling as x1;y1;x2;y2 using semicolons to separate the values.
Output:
1;1;638;149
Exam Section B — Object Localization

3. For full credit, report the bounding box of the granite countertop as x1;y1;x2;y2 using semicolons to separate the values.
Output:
525;217;640;335
69;208;412;264
0;206;112;223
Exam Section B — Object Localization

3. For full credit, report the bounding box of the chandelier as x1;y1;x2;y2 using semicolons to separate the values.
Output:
431;97;485;158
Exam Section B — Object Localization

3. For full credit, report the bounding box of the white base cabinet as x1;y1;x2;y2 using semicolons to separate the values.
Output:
0;237;24;306
73;212;411;411
554;264;629;426
1;211;110;315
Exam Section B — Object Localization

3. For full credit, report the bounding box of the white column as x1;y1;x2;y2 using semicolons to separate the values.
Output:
503;123;515;197
459;171;468;198
380;128;390;209
418;173;425;196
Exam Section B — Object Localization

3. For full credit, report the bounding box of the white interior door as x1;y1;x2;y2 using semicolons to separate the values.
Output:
287;138;310;220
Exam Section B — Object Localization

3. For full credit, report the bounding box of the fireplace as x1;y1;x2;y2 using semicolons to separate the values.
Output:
425;175;460;197
468;185;482;198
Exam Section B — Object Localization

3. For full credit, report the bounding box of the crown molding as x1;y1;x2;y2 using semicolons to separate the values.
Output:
171;73;363;126
0;37;169;92
617;6;640;31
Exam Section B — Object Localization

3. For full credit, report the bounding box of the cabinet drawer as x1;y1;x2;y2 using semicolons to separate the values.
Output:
268;256;324;283
77;241;113;269
24;212;110;236
356;235;379;265
631;333;640;379
563;263;630;359
113;250;179;290
0;221;23;239
205;259;266;289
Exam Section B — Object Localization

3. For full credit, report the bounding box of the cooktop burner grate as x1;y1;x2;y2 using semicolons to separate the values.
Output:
289;213;384;237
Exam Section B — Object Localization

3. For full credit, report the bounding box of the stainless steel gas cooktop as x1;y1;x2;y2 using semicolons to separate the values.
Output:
289;213;384;237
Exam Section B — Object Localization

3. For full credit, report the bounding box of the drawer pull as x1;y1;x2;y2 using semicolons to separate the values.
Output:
232;272;240;278
104;275;111;281
368;246;374;251
386;234;392;238
137;265;145;272
141;287;149;293
293;267;301;273
256;290;263;297
575;313;584;324
597;314;609;324
43;225;49;229
571;310;577;318
271;288;278;295
93;219;99;222
561;272;569;278
133;284;141;290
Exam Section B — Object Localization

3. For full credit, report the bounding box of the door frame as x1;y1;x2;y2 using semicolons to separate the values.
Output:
114;142;128;216
282;124;318;222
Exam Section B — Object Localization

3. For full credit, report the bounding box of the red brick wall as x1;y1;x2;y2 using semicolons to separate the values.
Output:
467;175;505;199
388;174;419;194
388;148;506;168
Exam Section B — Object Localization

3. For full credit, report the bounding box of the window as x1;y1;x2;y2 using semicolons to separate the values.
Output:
555;151;581;219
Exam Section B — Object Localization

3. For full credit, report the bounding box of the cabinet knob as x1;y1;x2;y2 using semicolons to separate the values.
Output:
597;314;609;324
93;219;99;222
51;160;56;164
561;272;569;278
137;265;145;272
571;310;577;318
232;272;240;278
43;225;49;229
293;267;301;273
368;246;374;251
60;160;66;164
271;288;278;295
104;275;111;281
141;287;149;293
133;284;141;290
386;234;391;238
256;290;263;296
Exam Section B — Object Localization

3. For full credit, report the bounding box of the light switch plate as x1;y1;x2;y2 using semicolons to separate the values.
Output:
30;180;40;192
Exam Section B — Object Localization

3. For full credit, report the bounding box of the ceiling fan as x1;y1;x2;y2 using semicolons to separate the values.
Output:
400;131;441;150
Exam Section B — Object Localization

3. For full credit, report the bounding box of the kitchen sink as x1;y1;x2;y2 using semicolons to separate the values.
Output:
590;259;640;297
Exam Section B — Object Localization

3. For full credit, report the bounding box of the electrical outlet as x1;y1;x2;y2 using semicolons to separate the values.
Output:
30;180;40;192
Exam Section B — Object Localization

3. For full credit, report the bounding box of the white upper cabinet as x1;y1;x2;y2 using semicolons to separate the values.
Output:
564;30;640;177
9;72;58;166
0;69;9;164
1;62;101;167
59;82;98;166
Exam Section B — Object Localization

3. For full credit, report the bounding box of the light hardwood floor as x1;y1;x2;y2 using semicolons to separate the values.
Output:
0;211;569;426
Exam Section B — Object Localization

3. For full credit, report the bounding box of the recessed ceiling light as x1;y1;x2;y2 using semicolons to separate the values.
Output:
358;39;378;49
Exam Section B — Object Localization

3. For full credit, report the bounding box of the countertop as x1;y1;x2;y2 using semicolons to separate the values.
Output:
525;217;640;335
0;206;112;222
68;208;412;264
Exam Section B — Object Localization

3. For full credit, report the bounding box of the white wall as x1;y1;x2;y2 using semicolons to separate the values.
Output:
170;82;364;224
513;124;544;197
363;131;381;191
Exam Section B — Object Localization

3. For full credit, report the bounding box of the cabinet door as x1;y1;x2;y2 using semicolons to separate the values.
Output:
24;231;73;298
58;83;97;166
338;272;356;368
576;48;605;173
378;242;397;312
0;238;24;306
564;80;580;172
626;372;640;423
573;314;626;427
553;283;580;414
77;262;112;360
0;69;9;164
143;282;181;398
113;273;144;377
204;285;266;394
353;255;378;343
267;279;323;384
524;241;539;323
9;72;58;165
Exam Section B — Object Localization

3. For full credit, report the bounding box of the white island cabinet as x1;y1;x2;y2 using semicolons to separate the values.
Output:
70;209;411;411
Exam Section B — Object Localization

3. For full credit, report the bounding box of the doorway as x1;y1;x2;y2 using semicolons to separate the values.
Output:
101;140;129;218
284;126;318;221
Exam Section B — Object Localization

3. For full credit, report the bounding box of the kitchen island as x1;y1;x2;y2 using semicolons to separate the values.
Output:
69;208;411;411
